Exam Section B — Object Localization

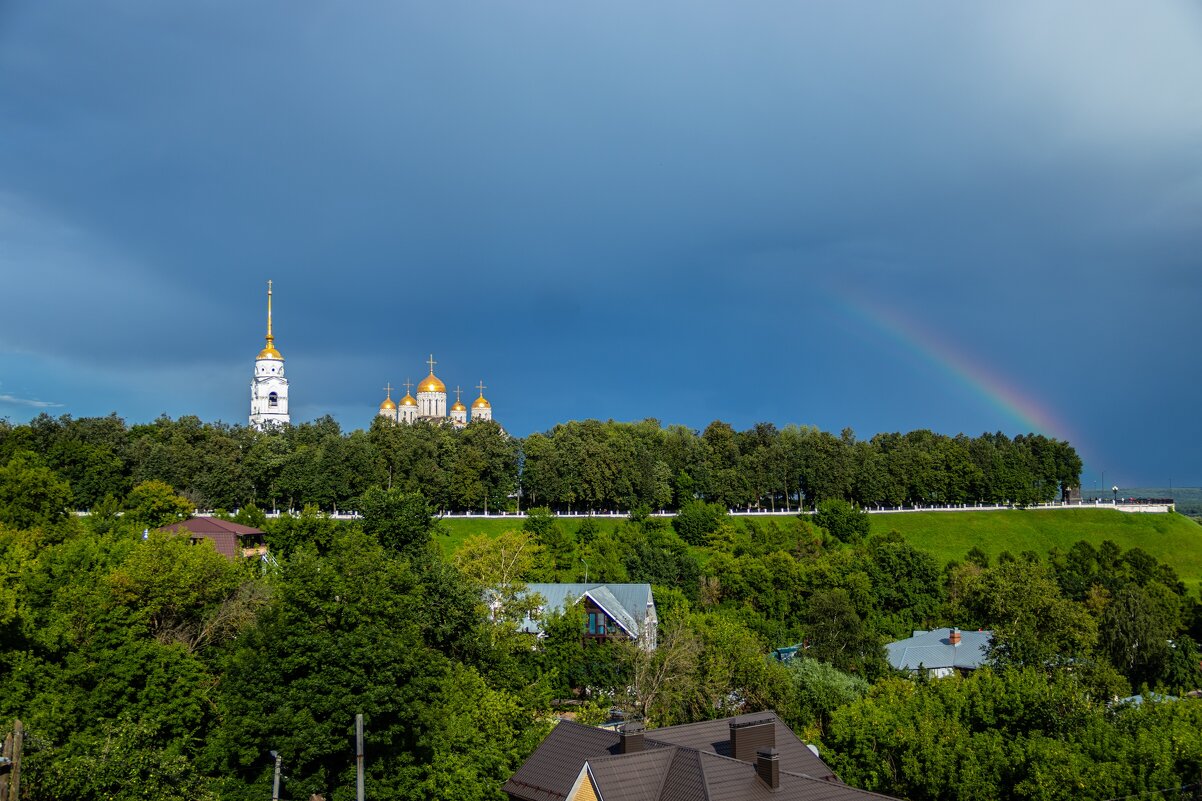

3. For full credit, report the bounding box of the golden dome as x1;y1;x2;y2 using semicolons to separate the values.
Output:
258;344;283;360
451;400;467;412
400;393;417;407
419;373;446;394
380;397;397;411
472;395;491;409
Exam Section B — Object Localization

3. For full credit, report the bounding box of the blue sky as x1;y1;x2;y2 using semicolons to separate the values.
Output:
1;2;1200;487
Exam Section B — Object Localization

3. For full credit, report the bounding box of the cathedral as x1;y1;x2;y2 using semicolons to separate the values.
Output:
378;355;493;428
245;283;493;431
249;280;290;430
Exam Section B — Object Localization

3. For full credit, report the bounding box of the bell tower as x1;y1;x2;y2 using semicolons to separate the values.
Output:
249;280;291;430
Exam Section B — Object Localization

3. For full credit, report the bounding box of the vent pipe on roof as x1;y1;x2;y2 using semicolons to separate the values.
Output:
756;748;780;789
949;627;961;646
619;722;644;754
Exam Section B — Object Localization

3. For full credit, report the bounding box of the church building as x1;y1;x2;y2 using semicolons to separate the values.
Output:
378;355;493;428
249;280;290;430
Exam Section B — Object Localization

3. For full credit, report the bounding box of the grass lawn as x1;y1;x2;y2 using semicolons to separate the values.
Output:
434;515;629;555
436;509;1202;594
871;509;1202;593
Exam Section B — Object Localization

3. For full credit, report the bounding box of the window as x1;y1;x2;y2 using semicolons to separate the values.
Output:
588;612;608;636
268;392;278;408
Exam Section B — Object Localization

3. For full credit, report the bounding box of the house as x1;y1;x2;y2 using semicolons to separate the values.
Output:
158;517;268;560
503;711;901;801
519;583;657;651
885;627;992;678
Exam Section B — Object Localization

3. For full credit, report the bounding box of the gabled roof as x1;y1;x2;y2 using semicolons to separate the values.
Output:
159;517;264;536
503;712;900;801
885;627;992;672
648;713;834;781
520;583;655;638
503;721;619;801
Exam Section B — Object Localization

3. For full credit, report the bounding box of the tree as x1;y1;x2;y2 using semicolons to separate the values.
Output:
0;453;73;530
814;498;870;544
454;530;543;624
123;480;193;528
971;559;1098;669
1101;581;1181;688
358;486;436;555
672;500;726;546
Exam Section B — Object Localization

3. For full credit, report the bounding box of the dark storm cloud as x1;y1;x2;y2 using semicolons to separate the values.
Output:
1;1;1199;484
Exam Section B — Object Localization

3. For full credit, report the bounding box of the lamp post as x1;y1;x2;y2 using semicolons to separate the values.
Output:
1112;485;1119;505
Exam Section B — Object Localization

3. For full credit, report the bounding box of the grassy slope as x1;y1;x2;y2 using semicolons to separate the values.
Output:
437;510;1202;593
870;509;1202;592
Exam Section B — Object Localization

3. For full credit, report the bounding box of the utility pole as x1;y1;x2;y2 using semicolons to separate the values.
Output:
270;750;281;801
0;719;23;801
356;714;365;801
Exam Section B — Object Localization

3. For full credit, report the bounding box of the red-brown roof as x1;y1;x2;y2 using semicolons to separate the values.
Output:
159;517;264;536
158;517;265;560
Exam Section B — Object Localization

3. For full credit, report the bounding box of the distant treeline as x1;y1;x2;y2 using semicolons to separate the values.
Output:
0;413;1082;513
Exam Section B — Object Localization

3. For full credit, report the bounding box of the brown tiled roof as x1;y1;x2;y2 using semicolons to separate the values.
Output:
504;712;900;801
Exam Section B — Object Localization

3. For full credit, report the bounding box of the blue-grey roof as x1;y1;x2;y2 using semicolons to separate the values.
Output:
519;583;655;639
885;627;992;672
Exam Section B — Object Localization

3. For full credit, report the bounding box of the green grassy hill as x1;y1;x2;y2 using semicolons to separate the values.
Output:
437;509;1202;593
870;509;1202;592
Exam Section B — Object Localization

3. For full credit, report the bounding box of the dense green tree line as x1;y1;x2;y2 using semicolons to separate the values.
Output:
0;484;548;800
0;413;1081;514
0;455;1199;800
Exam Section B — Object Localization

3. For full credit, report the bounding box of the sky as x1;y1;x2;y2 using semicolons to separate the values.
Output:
1;2;1200;488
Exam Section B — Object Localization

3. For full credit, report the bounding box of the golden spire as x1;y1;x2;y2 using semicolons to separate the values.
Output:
420;354;446;393
473;380;491;409
257;279;283;359
379;382;397;411
400;377;417;407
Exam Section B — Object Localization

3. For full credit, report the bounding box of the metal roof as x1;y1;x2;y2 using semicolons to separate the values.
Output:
519;583;654;640
884;627;992;672
503;713;902;801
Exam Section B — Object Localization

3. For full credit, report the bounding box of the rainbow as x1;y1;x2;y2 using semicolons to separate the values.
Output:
826;284;1082;449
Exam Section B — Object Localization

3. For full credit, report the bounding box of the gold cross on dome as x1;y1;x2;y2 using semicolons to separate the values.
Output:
403;378;413;395
383;383;393;399
427;353;437;374
476;380;487;396
455;386;463;403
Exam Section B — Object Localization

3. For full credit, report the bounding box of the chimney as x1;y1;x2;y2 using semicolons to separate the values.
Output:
729;715;775;762
619;722;644;754
949;628;961;646
756;748;780;789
